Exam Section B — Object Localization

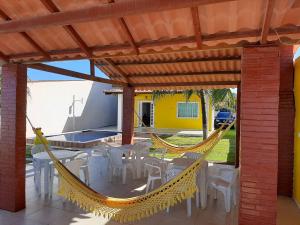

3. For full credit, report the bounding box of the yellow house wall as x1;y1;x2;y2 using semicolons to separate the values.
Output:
134;93;213;130
294;58;300;205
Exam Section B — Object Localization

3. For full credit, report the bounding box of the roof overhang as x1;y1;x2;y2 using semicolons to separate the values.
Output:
0;0;299;89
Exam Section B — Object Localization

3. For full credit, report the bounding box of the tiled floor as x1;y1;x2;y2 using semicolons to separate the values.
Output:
0;154;299;225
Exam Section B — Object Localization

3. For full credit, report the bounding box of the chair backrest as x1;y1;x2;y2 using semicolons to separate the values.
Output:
155;148;167;160
164;168;182;183
182;152;203;160
75;153;89;165
133;141;152;158
92;144;111;157
219;168;236;185
144;163;162;177
109;147;124;168
65;159;85;178
31;144;45;155
208;164;234;177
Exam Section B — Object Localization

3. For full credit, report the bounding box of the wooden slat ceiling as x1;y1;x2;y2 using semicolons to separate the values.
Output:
0;0;299;89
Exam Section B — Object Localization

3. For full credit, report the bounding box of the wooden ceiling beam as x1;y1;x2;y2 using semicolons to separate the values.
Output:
28;63;127;86
127;71;241;78
90;59;95;76
101;58;129;83
0;9;50;60
261;0;276;44
0;0;236;34
99;56;241;66
191;6;202;48
118;18;139;54
108;0;139;54
7;25;300;63
132;80;239;87
40;0;93;58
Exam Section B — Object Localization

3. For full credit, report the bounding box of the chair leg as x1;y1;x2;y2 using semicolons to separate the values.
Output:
151;179;155;190
225;189;231;213
187;198;192;217
213;188;218;199
232;187;237;205
145;178;152;193
49;166;54;197
196;191;200;208
82;167;89;185
122;167;127;184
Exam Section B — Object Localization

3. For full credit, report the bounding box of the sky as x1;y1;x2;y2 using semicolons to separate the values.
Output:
28;60;108;81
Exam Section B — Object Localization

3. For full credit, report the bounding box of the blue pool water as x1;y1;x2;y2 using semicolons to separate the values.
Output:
47;130;118;143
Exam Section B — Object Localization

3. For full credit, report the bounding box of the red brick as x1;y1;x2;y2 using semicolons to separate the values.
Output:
239;46;280;225
0;64;27;211
277;45;294;196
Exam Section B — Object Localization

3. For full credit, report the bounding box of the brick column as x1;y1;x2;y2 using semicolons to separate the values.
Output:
0;64;27;211
122;86;134;145
236;84;241;168
277;46;294;196
239;46;280;225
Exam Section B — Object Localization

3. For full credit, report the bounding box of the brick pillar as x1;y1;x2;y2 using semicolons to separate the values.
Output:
0;64;27;211
122;86;134;145
277;46;294;196
239;46;280;225
236;84;241;168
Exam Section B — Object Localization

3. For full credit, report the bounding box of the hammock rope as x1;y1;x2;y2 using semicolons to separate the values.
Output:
26;115;235;223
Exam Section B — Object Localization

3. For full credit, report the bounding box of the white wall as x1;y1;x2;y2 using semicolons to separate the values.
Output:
117;94;123;132
26;80;117;137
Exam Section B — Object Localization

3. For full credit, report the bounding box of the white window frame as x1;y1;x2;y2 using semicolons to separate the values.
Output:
176;102;199;119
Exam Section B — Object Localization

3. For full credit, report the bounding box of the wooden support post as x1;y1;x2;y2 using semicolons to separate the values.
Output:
0;64;27;211
122;86;135;145
90;59;95;76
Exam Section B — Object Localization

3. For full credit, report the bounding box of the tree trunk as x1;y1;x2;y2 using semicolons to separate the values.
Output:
199;90;208;139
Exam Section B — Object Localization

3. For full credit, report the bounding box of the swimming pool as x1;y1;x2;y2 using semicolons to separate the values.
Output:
27;130;121;148
47;131;118;142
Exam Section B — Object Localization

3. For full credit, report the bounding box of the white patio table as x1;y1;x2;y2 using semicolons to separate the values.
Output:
32;150;80;195
171;157;208;209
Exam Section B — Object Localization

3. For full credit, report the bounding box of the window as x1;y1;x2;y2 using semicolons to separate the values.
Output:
177;102;198;118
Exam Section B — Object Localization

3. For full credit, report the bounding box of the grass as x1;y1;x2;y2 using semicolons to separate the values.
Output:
155;129;236;164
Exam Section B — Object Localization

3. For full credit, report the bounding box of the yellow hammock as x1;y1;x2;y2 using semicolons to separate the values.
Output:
27;116;234;223
151;124;227;154
134;109;229;154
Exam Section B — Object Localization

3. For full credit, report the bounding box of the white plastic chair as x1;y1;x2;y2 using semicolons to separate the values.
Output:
153;148;167;160
108;147;135;184
181;152;203;160
132;141;152;158
92;143;111;157
164;168;193;217
144;163;162;193
64;159;89;184
145;159;172;193
208;166;237;212
31;144;47;194
75;153;90;185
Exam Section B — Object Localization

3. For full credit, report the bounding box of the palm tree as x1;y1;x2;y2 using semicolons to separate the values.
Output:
152;88;235;139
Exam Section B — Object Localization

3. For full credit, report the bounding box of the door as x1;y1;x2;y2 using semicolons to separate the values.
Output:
138;101;154;127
